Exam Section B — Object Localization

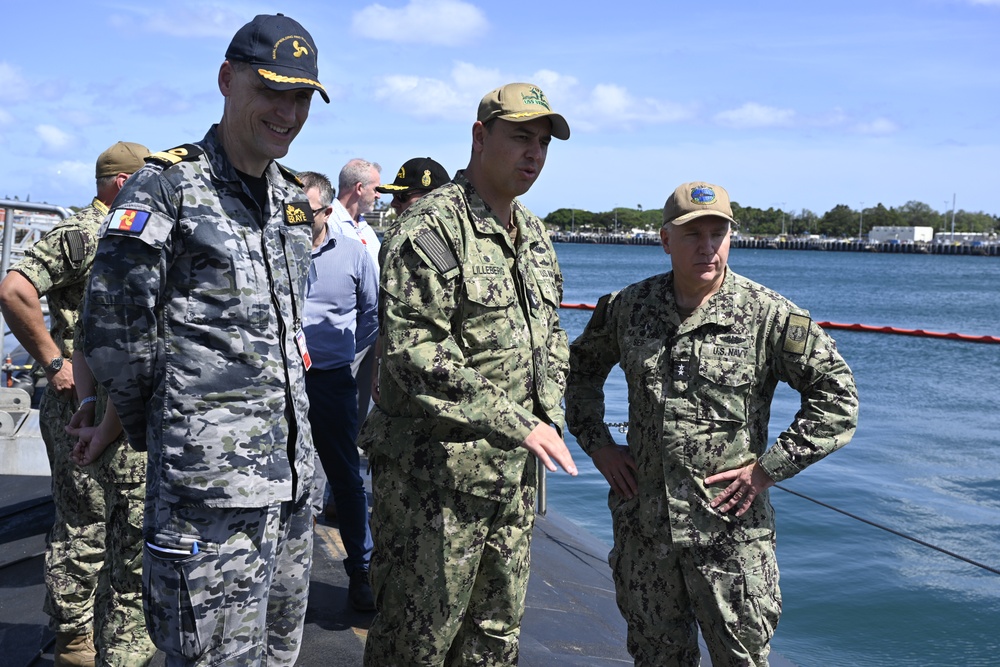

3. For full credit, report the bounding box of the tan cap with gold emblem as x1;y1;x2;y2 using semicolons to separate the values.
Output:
477;83;570;140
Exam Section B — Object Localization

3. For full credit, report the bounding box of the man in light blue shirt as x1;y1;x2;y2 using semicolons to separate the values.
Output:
300;171;379;611
331;158;382;424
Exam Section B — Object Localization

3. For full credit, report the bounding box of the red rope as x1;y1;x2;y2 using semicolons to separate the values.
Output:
559;303;1000;345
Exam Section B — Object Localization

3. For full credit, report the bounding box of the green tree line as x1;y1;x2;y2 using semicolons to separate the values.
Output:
544;200;998;239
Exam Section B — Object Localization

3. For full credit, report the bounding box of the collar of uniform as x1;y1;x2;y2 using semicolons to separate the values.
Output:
201;125;293;209
92;197;109;216
453;170;517;240
668;267;737;332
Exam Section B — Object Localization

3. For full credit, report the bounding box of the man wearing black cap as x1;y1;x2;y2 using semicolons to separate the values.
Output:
82;14;326;666
0;141;152;667
376;156;450;218
359;83;577;665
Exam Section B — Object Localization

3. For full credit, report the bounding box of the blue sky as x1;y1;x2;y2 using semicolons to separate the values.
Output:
1;0;998;218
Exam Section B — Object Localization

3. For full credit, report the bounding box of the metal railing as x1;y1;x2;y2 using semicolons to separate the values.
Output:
0;200;71;363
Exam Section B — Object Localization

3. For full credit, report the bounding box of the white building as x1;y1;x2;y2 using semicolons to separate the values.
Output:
869;226;934;243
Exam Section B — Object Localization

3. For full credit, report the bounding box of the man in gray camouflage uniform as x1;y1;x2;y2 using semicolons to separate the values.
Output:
565;181;859;666
0;141;153;667
81;14;327;666
359;82;578;666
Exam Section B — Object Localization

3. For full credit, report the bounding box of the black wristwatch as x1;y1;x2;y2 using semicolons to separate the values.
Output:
46;356;65;375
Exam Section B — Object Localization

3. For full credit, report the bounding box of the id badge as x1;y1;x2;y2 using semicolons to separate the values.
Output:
295;329;312;370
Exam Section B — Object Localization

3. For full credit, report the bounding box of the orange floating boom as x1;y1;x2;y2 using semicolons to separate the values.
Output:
558;303;1000;345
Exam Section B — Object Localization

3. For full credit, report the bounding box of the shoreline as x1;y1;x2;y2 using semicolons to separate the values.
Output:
550;232;1000;256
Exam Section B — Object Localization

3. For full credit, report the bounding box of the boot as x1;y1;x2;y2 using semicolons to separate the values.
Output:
54;632;96;667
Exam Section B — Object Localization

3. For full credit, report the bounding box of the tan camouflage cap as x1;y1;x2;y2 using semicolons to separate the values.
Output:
663;182;737;227
477;83;570;140
95;141;151;178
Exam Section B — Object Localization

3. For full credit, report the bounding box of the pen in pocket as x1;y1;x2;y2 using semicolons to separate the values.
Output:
146;540;200;556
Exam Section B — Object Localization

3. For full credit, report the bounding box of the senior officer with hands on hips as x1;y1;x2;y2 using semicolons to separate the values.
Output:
565;182;859;667
359;83;578;666
82;13;327;666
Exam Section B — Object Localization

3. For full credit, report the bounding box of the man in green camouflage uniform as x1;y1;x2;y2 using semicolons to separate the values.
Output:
565;182;859;667
81;14;327;667
0;141;153;667
359;83;579;666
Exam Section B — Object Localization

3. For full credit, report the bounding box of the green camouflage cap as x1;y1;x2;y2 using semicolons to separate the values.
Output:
477;83;570;140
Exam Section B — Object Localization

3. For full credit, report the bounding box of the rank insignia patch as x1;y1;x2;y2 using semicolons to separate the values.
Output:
112;209;150;234
783;314;812;354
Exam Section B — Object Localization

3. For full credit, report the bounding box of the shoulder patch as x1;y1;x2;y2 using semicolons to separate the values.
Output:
413;229;458;274
146;143;204;168
277;163;304;187
64;229;85;263
106;208;151;235
783;313;812;355
283;202;312;226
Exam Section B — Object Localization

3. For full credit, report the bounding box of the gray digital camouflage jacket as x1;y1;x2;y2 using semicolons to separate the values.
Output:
566;269;859;545
82;126;315;508
358;171;569;502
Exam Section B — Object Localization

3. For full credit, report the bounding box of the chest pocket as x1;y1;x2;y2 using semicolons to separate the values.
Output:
621;336;666;397
695;351;754;423
460;274;520;350
182;216;269;330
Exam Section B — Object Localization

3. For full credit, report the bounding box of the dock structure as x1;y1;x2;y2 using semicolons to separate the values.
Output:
550;232;1000;256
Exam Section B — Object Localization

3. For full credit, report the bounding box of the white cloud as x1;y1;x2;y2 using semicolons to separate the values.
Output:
353;0;489;46
574;84;693;130
855;117;899;135
714;102;796;129
0;62;31;102
0;108;13;126
108;5;244;38
375;62;510;121
376;75;471;120
36;125;75;151
375;62;689;132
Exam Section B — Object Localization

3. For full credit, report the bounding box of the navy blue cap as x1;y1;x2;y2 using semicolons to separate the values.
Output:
225;14;329;103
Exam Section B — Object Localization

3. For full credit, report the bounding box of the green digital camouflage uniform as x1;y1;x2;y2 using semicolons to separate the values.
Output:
82;126;316;666
566;269;858;667
10;198;155;666
359;171;569;665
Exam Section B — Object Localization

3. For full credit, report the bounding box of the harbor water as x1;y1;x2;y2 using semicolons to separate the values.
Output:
546;243;1000;667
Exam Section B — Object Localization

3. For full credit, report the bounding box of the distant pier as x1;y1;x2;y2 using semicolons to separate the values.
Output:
550;233;999;256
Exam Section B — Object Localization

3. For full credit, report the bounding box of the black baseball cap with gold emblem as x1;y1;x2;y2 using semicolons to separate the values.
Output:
226;13;329;103
376;157;450;195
